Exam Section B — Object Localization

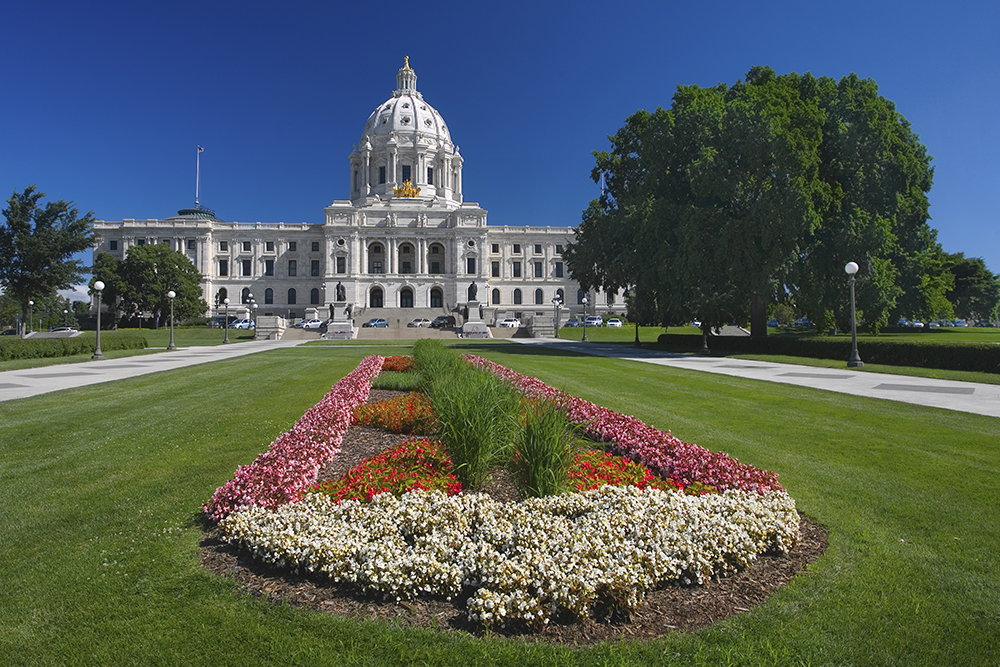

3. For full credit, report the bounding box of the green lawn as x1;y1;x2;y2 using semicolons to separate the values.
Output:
1;342;998;666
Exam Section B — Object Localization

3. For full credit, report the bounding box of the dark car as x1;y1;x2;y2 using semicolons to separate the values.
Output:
429;315;456;329
1;329;16;336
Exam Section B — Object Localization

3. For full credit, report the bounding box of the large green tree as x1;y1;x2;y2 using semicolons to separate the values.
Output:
0;186;94;334
944;253;1000;322
113;244;206;325
569;68;935;338
89;252;128;328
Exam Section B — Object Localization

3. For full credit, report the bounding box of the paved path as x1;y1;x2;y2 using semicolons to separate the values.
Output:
2;337;998;418
513;339;1000;418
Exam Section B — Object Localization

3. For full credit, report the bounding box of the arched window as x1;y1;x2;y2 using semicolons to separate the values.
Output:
430;287;443;308
607;291;615;305
218;287;228;301
577;289;586;304
370;286;384;308
287;288;297;305
310;288;320;305
264;288;273;305
513;289;522;305
556;288;564;302
241;287;251;304
535;289;544;305
400;287;414;308
491;288;500;305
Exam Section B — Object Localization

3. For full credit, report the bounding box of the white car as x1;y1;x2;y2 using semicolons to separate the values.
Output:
407;318;431;327
585;316;603;327
498;318;521;328
229;319;255;329
606;318;623;328
301;319;324;329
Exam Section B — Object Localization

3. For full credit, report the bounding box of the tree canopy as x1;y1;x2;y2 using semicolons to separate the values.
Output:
92;244;206;325
566;67;939;337
0;186;94;333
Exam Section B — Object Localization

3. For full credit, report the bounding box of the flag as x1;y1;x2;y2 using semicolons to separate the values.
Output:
198;146;204;153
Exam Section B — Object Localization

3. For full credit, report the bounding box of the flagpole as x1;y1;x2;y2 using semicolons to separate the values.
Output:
195;145;203;208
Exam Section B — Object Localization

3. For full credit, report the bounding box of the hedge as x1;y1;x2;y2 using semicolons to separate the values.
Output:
0;333;148;361
656;333;1000;375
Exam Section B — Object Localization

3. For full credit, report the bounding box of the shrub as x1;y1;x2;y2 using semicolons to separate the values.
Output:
0;333;147;361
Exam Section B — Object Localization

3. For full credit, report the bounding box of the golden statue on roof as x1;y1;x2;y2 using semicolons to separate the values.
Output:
393;179;421;198
403;56;411;70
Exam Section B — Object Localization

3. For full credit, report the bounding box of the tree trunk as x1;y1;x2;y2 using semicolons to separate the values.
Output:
750;293;768;337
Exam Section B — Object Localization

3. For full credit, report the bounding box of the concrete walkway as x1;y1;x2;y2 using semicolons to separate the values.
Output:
2;336;998;419
513;338;1000;418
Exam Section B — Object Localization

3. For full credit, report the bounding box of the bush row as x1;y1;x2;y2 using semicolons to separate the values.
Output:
0;333;148;361
656;333;1000;374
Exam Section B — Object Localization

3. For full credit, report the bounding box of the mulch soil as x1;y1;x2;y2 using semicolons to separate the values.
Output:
200;389;828;645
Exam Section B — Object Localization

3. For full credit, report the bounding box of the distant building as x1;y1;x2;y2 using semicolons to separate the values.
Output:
92;59;622;324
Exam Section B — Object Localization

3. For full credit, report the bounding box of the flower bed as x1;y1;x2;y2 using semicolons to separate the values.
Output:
210;354;799;630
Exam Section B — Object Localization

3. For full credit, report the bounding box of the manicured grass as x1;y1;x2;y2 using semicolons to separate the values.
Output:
1;341;998;666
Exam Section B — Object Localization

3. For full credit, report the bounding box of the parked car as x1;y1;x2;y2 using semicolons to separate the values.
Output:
301;318;324;330
1;329;17;335
229;319;255;329
562;318;579;327
953;320;968;327
585;316;603;327
429;315;456;329
606;318;623;328
767;318;779;327
407;318;431;328
498;318;520;328
50;326;78;333
362;318;388;328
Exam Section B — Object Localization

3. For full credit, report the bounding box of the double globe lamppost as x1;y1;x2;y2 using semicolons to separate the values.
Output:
845;261;864;368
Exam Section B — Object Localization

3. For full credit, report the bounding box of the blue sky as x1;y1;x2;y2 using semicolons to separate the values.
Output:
3;0;998;301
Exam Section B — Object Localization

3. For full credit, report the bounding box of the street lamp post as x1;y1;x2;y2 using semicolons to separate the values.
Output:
552;296;562;338
27;300;33;335
92;281;105;360
581;296;589;342
223;297;230;344
251;302;259;339
167;290;177;351
845;262;864;368
629;287;640;348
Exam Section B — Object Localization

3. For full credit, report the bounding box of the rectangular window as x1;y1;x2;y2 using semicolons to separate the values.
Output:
430;261;440;274
242;259;252;276
219;259;229;276
379;166;386;184
161;239;169;245
311;241;320;252
555;262;563;278
556;244;564;254
265;241;274;252
467;257;476;274
288;241;296;252
337;256;346;273
288;260;296;276
401;261;411;274
427;167;434;185
534;261;543;277
187;239;196;250
534;244;542;254
242;241;251;252
513;262;521;278
402;165;411;182
109;240;118;251
137;239;146;246
264;259;274;276
491;243;499;253
220;240;228;252
513;244;521;254
373;261;383;273
311;260;320;276
491;261;500;277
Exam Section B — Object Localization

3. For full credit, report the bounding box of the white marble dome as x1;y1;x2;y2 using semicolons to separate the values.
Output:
359;58;453;152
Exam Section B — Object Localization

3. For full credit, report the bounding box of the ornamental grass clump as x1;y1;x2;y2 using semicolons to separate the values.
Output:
513;400;583;498
430;362;522;490
413;339;465;395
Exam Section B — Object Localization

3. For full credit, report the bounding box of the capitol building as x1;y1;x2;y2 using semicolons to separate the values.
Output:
92;59;621;328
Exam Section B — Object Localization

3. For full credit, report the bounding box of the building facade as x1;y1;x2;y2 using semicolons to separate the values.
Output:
92;60;621;325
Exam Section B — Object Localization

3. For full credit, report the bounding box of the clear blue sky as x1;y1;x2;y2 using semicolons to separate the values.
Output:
3;0;998;298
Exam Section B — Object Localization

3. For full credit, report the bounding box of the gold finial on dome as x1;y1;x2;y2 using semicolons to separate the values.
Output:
403;56;411;70
393;179;421;198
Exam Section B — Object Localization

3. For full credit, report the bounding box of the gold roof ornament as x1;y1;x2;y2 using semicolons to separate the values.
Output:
403;56;411;70
393;179;421;198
